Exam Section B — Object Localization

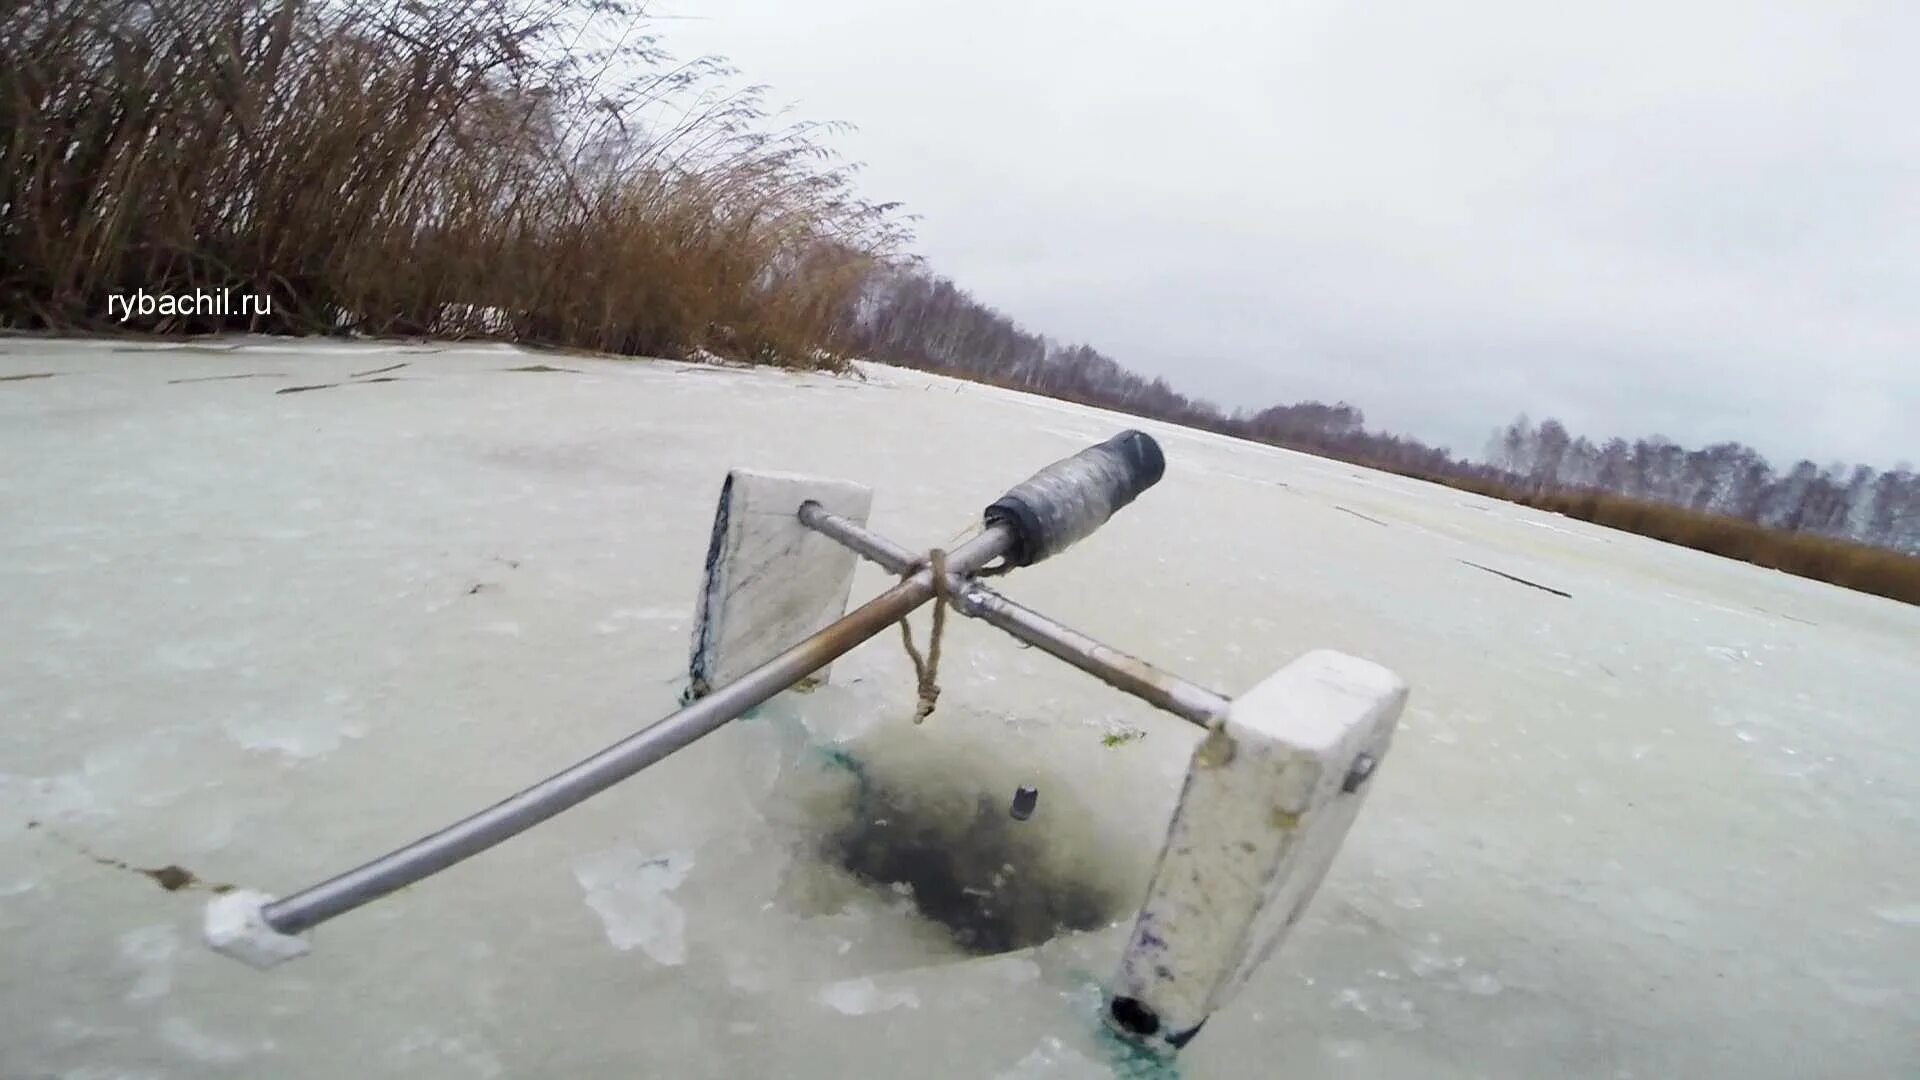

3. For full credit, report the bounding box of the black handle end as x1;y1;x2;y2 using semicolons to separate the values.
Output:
1105;429;1166;501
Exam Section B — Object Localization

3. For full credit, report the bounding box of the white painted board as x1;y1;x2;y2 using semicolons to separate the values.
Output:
1110;649;1409;1049
687;469;873;698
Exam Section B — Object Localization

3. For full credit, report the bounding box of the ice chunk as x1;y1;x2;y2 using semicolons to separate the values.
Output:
221;710;364;762
816;976;921;1015
995;1036;1106;1078
571;848;695;965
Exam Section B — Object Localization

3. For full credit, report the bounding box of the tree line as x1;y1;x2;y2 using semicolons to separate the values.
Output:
840;263;1920;562
1487;418;1918;554
839;264;1460;471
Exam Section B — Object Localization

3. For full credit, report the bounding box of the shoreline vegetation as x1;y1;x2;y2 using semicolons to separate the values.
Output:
1;0;902;363
5;0;1916;606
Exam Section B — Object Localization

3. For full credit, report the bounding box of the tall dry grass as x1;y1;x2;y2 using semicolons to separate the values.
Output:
0;0;902;366
1431;475;1920;606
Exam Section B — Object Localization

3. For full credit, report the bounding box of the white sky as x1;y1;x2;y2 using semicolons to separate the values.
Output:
659;0;1918;467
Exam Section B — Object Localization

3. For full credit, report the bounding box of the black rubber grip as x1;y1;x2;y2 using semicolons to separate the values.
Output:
983;430;1166;567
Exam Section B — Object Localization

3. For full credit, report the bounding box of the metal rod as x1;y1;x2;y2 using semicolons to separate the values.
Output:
797;500;922;574
260;524;1016;936
949;580;1228;729
796;503;1228;729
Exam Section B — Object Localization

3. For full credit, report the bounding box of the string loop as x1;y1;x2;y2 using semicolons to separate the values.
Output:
897;548;949;723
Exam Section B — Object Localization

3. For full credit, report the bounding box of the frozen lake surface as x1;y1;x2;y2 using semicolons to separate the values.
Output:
2;337;1915;1078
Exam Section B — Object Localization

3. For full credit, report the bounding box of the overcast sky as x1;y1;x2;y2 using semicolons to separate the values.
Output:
660;1;1917;467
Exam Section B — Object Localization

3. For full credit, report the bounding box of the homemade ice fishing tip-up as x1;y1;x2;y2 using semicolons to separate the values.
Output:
201;431;1410;1055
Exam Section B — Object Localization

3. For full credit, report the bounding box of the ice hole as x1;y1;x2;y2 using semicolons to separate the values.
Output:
762;696;1150;959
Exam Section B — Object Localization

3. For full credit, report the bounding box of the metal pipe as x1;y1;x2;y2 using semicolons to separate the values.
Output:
948;580;1229;729
260;524;1016;936
797;502;1228;729
797;500;922;575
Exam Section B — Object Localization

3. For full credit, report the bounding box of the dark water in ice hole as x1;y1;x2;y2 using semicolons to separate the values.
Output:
810;746;1129;956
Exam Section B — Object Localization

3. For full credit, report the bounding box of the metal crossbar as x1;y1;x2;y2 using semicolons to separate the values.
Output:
797;501;1227;728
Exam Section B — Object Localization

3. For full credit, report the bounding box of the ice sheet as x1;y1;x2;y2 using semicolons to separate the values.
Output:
1;337;1915;1077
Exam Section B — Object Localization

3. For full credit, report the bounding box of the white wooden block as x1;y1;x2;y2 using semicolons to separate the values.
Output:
1108;649;1408;1050
687;469;873;699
